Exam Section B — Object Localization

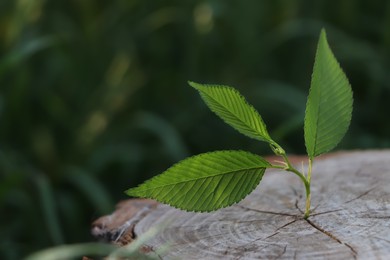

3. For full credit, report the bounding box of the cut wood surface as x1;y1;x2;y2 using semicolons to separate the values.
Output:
92;150;390;259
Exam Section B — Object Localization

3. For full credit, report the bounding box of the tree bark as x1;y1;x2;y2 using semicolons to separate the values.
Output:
91;150;390;259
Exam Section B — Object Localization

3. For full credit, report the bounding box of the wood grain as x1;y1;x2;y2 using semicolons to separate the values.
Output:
92;150;390;259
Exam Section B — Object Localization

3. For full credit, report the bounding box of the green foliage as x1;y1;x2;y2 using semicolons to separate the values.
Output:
127;29;353;216
189;82;272;143
127;151;269;211
304;29;353;158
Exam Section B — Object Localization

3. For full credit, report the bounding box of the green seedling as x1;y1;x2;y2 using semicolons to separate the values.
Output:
126;29;353;219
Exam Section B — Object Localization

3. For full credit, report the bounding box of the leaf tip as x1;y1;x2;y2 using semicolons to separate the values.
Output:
124;188;138;197
318;28;329;48
304;28;353;158
188;80;200;90
124;188;132;196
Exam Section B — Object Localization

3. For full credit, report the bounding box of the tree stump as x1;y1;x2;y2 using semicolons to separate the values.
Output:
92;150;390;259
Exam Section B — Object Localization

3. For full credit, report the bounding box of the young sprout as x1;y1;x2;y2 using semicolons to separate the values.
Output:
126;29;353;219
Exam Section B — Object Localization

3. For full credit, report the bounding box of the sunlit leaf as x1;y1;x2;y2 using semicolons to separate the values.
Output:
126;151;270;212
189;81;273;143
304;29;353;158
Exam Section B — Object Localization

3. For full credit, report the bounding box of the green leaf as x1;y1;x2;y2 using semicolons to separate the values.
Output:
304;29;353;158
189;81;273;143
126;151;270;212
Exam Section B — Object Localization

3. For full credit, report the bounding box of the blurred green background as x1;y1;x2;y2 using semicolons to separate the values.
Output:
1;0;390;259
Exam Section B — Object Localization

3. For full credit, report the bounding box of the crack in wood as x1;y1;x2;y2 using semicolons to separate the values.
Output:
262;219;298;241
343;186;377;204
265;231;280;240
293;184;358;258
292;185;345;218
294;198;304;214
235;218;298;258
276;219;298;231
310;208;343;217
305;218;357;259
237;205;297;217
291;186;307;214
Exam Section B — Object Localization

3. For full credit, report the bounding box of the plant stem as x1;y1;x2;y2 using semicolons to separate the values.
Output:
270;147;312;219
303;189;311;219
303;158;313;219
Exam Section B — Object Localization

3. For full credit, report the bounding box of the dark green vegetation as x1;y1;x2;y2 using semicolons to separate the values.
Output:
1;1;390;259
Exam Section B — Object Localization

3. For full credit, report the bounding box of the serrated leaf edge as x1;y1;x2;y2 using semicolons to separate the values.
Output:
127;168;267;213
125;150;270;212
304;29;353;158
189;81;272;143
